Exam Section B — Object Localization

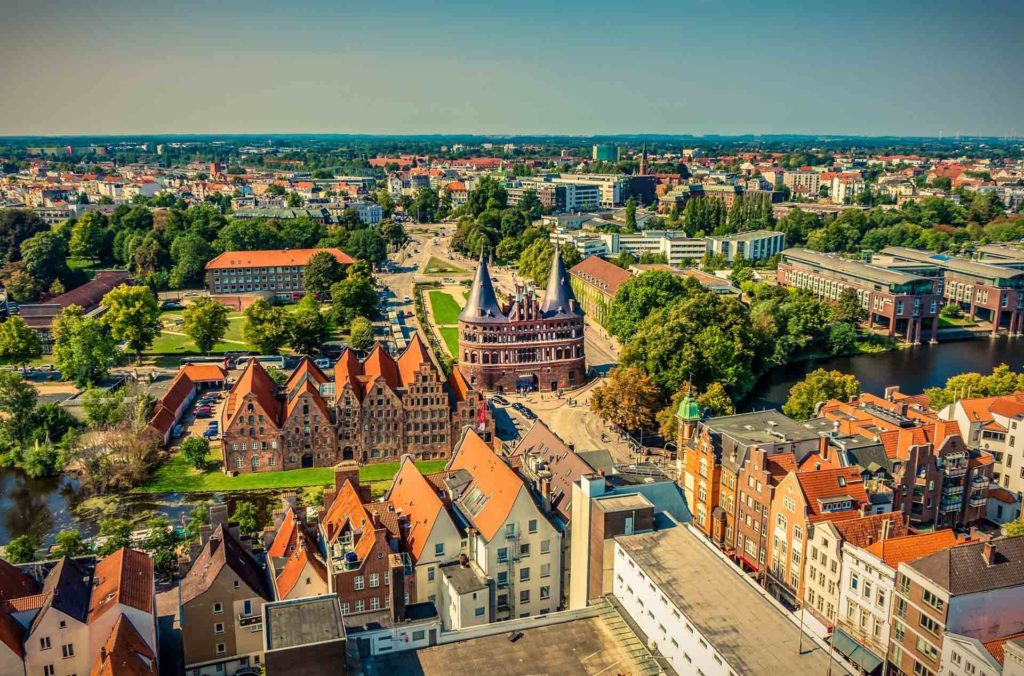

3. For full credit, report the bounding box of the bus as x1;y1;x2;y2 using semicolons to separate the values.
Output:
235;355;286;370
180;356;230;368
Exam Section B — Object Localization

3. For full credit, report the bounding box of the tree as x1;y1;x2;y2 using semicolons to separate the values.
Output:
232;501;263;540
349;316;374;351
52;305;119;387
20;230;69;287
303;251;346;298
782;369;861;420
3;265;41;302
590;366;660;434
286;192;302;208
697;382;735;417
180;436;210;471
608;272;689;341
940;303;963;319
1005;520;1024;537
243;299;293;354
409;188;441;223
169;233;214;288
53;529;87;558
624;197;638;232
833;287;867;324
102;284;162;362
183;504;210;543
345;229;387;265
82;387;126;427
69;212;106;261
182;297;229;354
925;364;1024;411
289;296;329;354
96;517;133;556
0;316;42;371
3;534;37;563
330;275;379;328
516;239;578;285
215;220;283;252
0;209;48;263
0;370;39;444
378;220;407;249
143;516;179;575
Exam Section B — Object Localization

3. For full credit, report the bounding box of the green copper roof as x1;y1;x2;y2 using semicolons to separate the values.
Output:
676;395;701;422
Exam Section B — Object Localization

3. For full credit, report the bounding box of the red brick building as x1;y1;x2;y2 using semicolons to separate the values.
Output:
458;251;586;393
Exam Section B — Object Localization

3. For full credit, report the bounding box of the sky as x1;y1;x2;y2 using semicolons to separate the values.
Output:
2;0;1023;138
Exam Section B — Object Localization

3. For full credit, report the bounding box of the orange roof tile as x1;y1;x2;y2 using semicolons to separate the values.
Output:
88;548;154;623
984;631;1024;665
863;530;963;568
796;467;869;519
274;528;326;598
180;363;227;383
766;453;796;482
569;256;633;297
447;430;524;541
225;359;281;428
285;356;329;391
267;510;300;559
89;615;156;676
397;333;433;387
320;481;377;563
363;344;400;390
447;367;471;403
333;348;364;398
832;512;910;548
384;457;449;562
205;248;354;271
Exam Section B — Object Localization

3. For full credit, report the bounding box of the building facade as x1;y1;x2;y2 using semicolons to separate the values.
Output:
568;255;632;327
205;248;355;301
458;251;586;393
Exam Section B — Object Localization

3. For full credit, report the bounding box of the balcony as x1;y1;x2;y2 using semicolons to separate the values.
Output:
939;498;962;514
969;493;987;508
239;613;262;628
972;474;990;487
942;483;965;498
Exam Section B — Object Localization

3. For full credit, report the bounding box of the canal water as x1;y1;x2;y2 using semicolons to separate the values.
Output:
2;336;1022;546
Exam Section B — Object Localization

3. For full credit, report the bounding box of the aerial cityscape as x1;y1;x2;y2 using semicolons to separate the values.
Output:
1;3;1024;676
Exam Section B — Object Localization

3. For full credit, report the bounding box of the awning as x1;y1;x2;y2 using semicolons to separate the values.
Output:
831;628;884;674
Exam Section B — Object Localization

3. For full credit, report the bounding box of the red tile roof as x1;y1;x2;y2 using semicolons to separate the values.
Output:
320;481;377;564
447;430;524;541
225;359;281;428
570;256;633;298
88;548;155;623
267;509;300;559
832;512;910;548
795;467;869;522
89;614;156;676
984;631;1024;665
205;248;354;271
863;530;963;568
180;363;227;383
384;457;449;562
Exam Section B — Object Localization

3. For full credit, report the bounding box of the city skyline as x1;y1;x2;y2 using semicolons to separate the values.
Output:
2;0;1022;137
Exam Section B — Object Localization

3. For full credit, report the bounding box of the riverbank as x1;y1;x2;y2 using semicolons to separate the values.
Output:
136;448;446;495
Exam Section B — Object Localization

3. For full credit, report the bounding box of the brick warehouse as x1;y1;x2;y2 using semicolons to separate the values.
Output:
219;334;493;472
458;250;586;393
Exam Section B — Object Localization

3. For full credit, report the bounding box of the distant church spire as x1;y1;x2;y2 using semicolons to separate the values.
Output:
638;138;649;176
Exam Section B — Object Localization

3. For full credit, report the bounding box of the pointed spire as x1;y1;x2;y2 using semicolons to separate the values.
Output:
459;248;506;323
540;248;584;318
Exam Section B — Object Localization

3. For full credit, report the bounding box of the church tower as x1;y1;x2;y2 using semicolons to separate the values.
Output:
638;138;649;176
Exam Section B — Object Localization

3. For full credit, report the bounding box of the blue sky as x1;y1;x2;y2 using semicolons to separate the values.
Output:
1;0;1022;136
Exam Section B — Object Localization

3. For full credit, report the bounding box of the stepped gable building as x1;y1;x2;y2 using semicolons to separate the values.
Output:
458;250;586;393
220;334;493;472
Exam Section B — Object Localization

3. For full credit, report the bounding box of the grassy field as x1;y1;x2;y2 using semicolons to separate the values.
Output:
938;315;977;329
138;449;447;494
440;327;460;358
423;256;466;275
428;291;462;324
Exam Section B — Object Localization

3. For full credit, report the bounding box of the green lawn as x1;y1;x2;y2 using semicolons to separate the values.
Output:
423;256;466;275
440;327;460;358
428;291;462;325
938;315;976;329
138;449;447;494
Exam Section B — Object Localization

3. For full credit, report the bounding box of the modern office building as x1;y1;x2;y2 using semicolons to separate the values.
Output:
591;144;619;162
777;248;942;343
707;229;785;262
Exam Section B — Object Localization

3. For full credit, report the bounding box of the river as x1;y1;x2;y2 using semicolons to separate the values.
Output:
3;336;1023;547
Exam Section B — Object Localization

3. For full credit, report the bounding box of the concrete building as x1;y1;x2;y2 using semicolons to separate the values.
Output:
939;393;1024;493
888;537;1024;676
778;248;942;343
784;169;822;196
262;595;346;676
591;144;619;162
707;229;785;262
205;248;354;302
613;522;845;674
458;251;585;393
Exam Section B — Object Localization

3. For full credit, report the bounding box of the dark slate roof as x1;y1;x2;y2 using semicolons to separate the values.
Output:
540;250;584;318
459;251;506;324
180;525;272;605
908;536;1024;596
33;557;90;632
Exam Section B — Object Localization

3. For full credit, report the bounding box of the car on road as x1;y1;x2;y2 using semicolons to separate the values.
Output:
403;295;411;302
160;301;184;311
491;395;509;406
195;409;212;419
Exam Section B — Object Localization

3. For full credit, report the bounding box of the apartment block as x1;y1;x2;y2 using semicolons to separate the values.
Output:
940;393;1024;495
706;229;785;262
888;537;1024;676
205;248;354;301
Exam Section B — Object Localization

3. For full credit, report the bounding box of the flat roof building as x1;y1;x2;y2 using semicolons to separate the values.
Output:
262;595;346;676
778;248;942;343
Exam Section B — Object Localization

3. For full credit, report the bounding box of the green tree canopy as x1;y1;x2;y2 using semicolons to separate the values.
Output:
180;436;210;471
0;315;42;370
102;284;162;361
330;274;379;328
3;534;37;563
303;251;347;299
289;296;330;355
590;366;660;434
782;369;861;420
608;272;689;342
53;305;119;387
349;316;375;351
243;299;293;354
53;529;88;558
182;297;230;354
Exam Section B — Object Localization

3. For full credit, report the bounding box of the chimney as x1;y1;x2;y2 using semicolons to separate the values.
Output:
198;524;214;548
539;474;552;513
388;553;406;622
884;386;900;402
334;460;370;501
983;541;997;566
819;435;829;461
210;503;229;530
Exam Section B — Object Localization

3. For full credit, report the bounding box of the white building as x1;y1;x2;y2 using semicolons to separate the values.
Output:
706;229;785;262
612;523;843;675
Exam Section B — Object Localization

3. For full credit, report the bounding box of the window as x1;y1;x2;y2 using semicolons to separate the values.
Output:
922;589;945;612
497;571;508;587
520;567;530;582
920;614;941;636
898;574;911;594
40;637;51;650
43;667;55;676
528;519;538;533
540;539;551;555
497;547;508;563
541;563;551;578
355;575;365;590
435;543;445;557
913;661;934;676
370;573;380;588
212;602;223;615
371;597;380;610
341;603;349;614
475;607;486;617
243;600;252;617
519;589;530;604
895;597;908;618
519;543;530;558
216;643;226;656
355;600;365;612
233;579;240;590
61;644;74;658
540;586;551;600
215;623;224;635
58;621;66;629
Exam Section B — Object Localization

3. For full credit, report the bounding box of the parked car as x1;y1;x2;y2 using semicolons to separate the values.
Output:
202;428;219;439
160;301;184;311
491;395;509;406
314;357;332;370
